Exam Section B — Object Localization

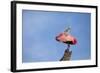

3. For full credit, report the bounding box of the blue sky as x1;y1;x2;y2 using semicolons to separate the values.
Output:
22;10;91;63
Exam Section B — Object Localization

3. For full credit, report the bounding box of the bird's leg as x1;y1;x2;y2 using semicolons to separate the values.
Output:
65;44;70;52
68;44;70;50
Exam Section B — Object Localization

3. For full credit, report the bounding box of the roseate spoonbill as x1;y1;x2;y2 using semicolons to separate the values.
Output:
56;27;77;61
56;28;77;45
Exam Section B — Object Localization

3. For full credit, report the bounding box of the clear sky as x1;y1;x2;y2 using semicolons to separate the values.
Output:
22;10;91;63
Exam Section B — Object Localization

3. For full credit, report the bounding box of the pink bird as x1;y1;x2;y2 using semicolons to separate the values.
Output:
56;27;77;61
56;28;77;45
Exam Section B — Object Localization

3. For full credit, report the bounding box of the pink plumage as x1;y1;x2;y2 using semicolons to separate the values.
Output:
56;32;77;45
